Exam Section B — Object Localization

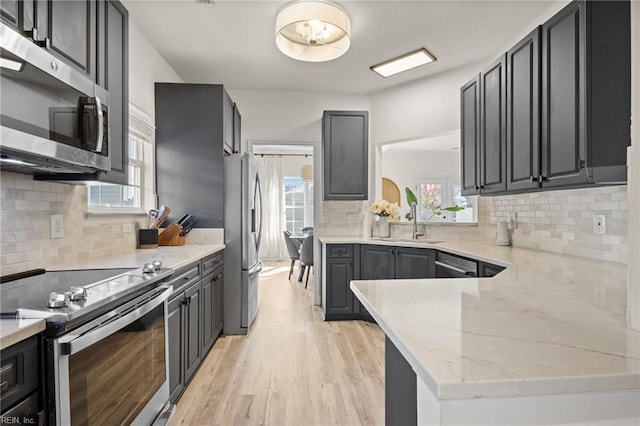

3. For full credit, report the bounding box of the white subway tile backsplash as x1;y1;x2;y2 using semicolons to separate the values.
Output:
0;172;141;274
486;186;628;263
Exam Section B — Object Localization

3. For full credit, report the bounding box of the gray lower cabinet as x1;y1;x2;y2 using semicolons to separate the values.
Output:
184;280;202;382
167;293;186;403
202;267;224;354
167;252;224;404
322;110;369;200
324;244;360;320
360;244;436;280
324;244;435;321
0;335;41;421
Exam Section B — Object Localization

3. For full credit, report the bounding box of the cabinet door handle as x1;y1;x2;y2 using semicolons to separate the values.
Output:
395;249;399;255
539;175;547;182
388;249;393;255
529;176;538;183
0;380;8;392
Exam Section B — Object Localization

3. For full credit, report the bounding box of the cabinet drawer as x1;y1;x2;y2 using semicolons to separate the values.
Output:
0;335;38;412
202;252;223;276
167;264;200;295
1;392;42;424
326;244;353;258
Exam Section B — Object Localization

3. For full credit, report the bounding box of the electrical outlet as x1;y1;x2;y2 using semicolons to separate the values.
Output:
593;213;606;234
50;214;64;239
510;212;517;229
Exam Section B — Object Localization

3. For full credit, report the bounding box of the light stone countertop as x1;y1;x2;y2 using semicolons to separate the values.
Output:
47;244;225;271
1;244;224;346
0;319;45;350
319;237;640;400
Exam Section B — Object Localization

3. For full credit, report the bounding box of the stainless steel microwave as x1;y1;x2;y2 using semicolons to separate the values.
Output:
0;22;111;174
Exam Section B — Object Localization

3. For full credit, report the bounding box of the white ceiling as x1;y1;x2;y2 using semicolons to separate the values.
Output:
123;0;557;94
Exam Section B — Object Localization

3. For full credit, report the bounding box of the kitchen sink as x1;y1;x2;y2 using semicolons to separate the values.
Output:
372;238;444;244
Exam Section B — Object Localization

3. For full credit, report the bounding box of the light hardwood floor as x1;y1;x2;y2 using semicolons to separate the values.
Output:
170;262;385;426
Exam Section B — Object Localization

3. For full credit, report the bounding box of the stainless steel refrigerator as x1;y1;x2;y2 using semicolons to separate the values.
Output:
224;153;263;335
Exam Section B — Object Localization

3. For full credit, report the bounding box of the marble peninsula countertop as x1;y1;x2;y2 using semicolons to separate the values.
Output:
0;244;224;347
320;237;640;400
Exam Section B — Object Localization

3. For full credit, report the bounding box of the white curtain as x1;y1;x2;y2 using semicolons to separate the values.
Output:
256;156;285;260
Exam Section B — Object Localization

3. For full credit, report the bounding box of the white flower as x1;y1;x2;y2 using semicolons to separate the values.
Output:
370;199;399;217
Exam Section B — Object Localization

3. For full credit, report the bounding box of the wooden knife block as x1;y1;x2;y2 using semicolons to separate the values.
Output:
159;223;186;246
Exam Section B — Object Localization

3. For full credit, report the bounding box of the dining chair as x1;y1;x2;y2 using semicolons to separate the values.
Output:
298;235;314;288
283;230;301;280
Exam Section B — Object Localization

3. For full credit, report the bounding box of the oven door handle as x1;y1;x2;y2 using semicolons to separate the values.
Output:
57;287;172;356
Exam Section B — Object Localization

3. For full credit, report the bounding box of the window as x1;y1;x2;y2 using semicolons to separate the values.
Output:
284;177;313;236
413;177;476;223
88;104;154;213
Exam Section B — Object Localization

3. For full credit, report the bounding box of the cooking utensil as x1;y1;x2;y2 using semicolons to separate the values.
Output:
146;209;158;229
151;206;171;229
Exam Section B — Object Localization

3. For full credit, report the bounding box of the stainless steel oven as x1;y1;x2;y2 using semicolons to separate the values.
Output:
50;285;171;425
1;263;175;425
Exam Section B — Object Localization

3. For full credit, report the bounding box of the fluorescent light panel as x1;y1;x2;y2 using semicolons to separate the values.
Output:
370;48;436;78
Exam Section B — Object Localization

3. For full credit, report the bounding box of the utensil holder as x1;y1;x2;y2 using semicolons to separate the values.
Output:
138;229;158;249
159;223;186;246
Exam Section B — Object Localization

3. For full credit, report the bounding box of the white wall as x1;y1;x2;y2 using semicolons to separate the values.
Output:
628;0;640;330
128;24;183;117
381;150;460;211
282;156;312;178
369;63;480;146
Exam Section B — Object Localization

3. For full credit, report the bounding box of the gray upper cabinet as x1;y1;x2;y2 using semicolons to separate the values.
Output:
541;0;630;187
540;1;587;188
479;55;507;194
0;0;34;34
460;76;480;196
39;0;96;79
95;0;128;184
156;83;236;227
322;110;369;200
223;90;234;154
507;27;541;192
233;103;241;154
462;0;630;196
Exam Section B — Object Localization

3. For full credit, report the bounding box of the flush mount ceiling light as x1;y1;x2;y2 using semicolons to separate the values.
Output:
370;48;437;78
275;0;351;62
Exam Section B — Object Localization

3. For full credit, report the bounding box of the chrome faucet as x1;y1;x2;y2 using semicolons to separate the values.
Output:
410;203;424;240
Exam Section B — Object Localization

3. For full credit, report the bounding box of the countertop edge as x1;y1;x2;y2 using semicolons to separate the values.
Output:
0;319;45;350
351;280;640;400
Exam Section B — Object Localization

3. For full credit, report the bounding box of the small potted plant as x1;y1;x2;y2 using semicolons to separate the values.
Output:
370;200;399;238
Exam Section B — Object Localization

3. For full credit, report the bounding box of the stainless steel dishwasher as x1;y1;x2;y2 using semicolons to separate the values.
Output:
435;252;478;278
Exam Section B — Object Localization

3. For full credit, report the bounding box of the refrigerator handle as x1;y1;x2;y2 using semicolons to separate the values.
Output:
255;173;263;253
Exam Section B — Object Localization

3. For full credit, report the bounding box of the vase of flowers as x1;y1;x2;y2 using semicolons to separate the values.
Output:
370;200;399;238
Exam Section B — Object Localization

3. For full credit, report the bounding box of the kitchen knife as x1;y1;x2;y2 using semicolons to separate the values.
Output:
176;214;190;226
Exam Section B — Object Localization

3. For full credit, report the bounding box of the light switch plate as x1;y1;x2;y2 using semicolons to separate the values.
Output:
593;213;606;234
50;214;64;239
